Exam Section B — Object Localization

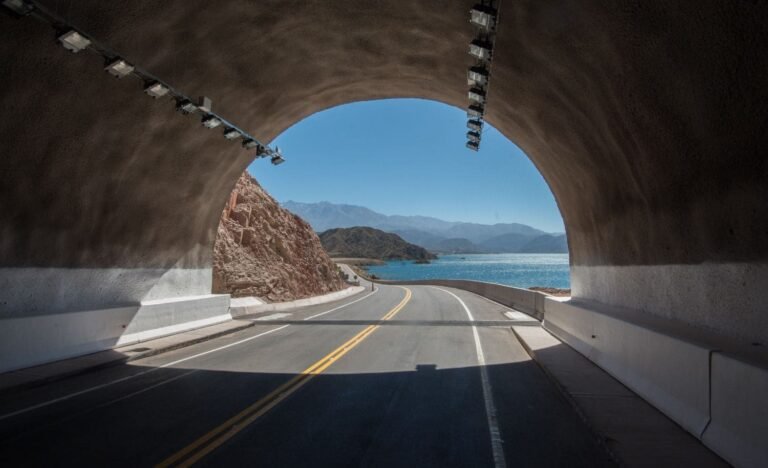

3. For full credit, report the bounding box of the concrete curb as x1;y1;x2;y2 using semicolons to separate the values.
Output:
0;285;367;395
0;320;255;397
229;285;366;318
375;278;551;320
510;325;621;465
118;322;255;365
510;324;728;467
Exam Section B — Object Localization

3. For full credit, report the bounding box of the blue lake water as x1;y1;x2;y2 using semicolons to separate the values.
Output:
366;253;571;289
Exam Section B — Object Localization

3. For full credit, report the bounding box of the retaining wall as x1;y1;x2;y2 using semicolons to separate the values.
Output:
229;286;365;318
379;279;547;319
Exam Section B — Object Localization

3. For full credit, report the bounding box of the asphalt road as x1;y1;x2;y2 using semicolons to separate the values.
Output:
0;280;614;467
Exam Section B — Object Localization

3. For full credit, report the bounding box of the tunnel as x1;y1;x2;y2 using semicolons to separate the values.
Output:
0;1;767;464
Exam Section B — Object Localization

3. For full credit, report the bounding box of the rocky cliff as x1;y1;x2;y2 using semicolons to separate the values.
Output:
213;172;345;301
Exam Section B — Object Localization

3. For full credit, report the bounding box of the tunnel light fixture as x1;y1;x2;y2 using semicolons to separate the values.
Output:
27;6;285;168
467;119;483;132
58;30;91;53
198;96;213;113
470;4;497;31
201;115;222;129
468;87;486;103
104;58;134;78
467;104;484;118
144;81;169;98
469;39;492;61
223;128;240;140
2;0;34;16
176;99;196;114
463;1;500;153
467;66;489;86
255;144;268;157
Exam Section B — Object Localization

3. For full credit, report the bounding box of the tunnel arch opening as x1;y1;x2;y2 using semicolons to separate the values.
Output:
212;98;571;297
0;0;765;380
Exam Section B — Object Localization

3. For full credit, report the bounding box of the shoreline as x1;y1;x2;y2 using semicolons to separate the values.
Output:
359;253;570;292
330;257;386;266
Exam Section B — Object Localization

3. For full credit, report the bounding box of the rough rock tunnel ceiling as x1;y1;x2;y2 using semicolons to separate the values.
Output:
0;1;767;341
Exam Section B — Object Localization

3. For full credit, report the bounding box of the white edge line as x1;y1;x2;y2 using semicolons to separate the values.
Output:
432;287;507;468
0;287;380;422
0;325;289;422
303;287;378;320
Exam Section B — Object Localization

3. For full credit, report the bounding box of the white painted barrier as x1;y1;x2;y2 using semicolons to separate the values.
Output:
0;305;139;373
0;283;368;375
117;294;231;346
379;279;547;319
0;294;231;373
543;298;711;436
229;286;365;318
703;352;768;467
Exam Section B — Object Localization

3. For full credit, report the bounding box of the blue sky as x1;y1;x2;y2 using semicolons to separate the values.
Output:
248;99;564;233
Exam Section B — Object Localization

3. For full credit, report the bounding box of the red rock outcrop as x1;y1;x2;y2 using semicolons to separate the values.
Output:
213;172;345;301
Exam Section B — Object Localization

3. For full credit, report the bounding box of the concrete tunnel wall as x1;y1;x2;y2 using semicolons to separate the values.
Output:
0;0;767;365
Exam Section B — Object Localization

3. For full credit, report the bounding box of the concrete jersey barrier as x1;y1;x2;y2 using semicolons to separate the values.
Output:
229;285;366;318
378;279;548;320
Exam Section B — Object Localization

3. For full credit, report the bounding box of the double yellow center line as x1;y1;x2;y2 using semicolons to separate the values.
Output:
158;287;412;467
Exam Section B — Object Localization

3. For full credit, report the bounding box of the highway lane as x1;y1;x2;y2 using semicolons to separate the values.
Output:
0;281;613;467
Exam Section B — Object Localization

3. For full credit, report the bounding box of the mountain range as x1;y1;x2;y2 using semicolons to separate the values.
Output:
282;201;568;254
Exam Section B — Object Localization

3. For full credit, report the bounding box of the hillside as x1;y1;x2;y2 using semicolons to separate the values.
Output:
283;200;567;253
390;229;446;249
319;227;437;261
517;234;568;253
442;222;543;241
213;173;345;301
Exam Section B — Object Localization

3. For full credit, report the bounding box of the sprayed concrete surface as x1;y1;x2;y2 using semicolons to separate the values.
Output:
0;3;767;360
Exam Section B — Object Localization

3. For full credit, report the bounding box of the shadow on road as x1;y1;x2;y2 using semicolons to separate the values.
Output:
0;360;616;467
